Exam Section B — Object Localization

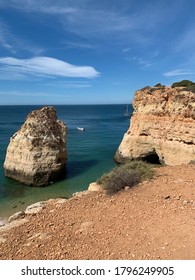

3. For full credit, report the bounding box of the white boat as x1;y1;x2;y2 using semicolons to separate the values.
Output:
124;105;130;116
77;127;85;131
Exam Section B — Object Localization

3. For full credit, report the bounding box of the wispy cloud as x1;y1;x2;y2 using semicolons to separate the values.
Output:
42;80;92;88
64;41;95;50
175;24;195;54
0;19;44;55
138;58;153;68
0;21;16;53
163;69;195;77
0;56;100;79
122;47;131;53
129;56;153;68
0;0;172;45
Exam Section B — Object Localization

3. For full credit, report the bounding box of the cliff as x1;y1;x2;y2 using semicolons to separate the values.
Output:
115;84;195;165
4;106;67;186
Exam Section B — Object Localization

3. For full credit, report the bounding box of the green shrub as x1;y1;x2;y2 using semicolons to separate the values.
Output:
186;84;195;93
154;83;162;87
154;83;165;88
171;80;195;88
140;86;151;91
97;160;154;195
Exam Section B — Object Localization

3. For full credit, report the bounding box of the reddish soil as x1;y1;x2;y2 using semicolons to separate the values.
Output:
0;164;194;260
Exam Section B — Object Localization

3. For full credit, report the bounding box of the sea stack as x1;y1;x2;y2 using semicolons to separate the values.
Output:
115;83;195;165
4;106;67;186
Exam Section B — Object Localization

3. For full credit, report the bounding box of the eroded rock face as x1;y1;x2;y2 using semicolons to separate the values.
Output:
4;106;67;186
115;85;195;165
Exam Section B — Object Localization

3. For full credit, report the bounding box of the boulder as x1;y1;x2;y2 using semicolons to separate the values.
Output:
115;85;195;165
0;218;7;227
88;182;104;192
25;201;46;215
8;211;25;223
4;106;67;186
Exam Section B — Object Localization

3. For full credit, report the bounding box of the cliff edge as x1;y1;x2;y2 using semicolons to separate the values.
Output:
4;106;67;186
0;164;194;260
115;84;195;165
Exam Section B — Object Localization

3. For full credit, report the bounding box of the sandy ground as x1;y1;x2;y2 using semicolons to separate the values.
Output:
0;164;194;260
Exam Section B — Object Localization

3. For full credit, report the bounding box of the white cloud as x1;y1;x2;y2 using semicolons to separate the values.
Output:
0;56;100;79
163;69;195;77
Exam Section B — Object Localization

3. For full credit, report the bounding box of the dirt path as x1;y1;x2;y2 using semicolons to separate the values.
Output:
0;164;194;260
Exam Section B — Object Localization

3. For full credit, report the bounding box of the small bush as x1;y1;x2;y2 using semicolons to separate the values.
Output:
171;80;195;88
154;83;162;87
140;86;151;91
186;84;195;93
97;160;154;195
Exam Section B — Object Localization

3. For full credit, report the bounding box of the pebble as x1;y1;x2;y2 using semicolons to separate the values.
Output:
0;218;6;227
8;211;25;223
183;200;190;205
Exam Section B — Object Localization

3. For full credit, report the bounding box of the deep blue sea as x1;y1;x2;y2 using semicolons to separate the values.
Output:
0;105;133;218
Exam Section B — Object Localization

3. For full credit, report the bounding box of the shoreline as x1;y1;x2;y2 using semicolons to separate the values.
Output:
0;183;100;229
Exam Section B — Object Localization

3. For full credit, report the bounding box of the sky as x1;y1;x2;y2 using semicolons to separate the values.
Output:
0;0;195;105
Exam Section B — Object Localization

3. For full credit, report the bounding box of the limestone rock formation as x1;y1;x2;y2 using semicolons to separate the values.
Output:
4;106;67;186
115;85;195;165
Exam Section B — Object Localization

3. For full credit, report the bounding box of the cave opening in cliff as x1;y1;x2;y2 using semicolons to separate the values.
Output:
143;152;161;164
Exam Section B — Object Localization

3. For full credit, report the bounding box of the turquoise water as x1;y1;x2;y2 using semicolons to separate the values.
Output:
0;105;132;218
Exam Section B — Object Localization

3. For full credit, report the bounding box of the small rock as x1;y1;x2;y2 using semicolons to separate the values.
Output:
164;195;171;200
0;218;28;232
175;194;182;200
72;191;89;197
26;201;46;211
25;201;47;214
8;211;25;223
0;218;6;227
88;182;103;192
55;198;67;204
0;237;7;243
183;200;190;205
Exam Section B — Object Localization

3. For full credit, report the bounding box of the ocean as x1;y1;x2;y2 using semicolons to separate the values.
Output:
0;105;133;219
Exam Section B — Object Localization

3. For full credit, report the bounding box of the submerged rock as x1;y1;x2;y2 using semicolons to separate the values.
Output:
4;106;67;186
115;85;195;165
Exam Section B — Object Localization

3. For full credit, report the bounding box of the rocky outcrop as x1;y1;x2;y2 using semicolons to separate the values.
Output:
115;85;195;165
88;182;104;192
4;106;67;186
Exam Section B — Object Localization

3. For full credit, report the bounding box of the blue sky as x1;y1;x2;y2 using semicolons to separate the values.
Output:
0;0;195;105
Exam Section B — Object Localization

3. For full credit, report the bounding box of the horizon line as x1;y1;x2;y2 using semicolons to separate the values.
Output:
0;103;132;106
